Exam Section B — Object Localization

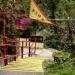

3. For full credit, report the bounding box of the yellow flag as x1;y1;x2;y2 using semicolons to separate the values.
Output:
29;0;53;24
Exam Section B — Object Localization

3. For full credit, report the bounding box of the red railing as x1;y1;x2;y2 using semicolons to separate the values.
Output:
0;38;36;66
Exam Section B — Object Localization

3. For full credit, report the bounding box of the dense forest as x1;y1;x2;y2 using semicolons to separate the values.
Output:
35;0;75;52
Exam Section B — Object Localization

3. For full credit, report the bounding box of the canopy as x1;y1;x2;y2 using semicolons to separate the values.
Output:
29;0;53;24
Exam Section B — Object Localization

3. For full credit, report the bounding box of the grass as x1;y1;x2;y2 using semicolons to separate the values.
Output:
0;56;45;72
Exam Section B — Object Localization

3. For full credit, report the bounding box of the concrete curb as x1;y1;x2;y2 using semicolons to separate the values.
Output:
0;70;44;75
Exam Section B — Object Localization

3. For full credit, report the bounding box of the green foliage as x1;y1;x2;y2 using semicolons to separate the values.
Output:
0;47;3;56
19;0;30;13
53;51;70;64
44;56;75;75
20;29;30;38
35;0;75;53
0;38;3;56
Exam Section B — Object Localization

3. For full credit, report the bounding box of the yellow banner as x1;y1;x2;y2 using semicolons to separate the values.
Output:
29;0;53;24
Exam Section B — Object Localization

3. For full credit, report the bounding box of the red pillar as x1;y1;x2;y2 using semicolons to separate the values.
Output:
21;41;23;58
3;38;8;66
26;38;27;46
14;44;16;61
3;44;8;66
28;41;31;57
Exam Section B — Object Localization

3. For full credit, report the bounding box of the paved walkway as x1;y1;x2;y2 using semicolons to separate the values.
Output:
0;56;45;71
35;48;55;60
0;48;56;75
0;56;45;75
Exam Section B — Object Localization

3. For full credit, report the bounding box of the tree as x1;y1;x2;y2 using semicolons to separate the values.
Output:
34;0;75;51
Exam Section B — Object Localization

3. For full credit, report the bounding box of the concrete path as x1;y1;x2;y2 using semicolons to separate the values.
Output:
35;48;55;60
0;56;46;75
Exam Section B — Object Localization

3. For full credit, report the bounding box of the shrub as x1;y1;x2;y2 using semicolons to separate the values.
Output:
53;51;70;64
43;51;75;75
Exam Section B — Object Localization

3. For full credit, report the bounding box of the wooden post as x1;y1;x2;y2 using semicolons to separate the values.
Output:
21;41;23;58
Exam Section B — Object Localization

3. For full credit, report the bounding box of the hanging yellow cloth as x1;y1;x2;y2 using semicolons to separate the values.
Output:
29;0;53;24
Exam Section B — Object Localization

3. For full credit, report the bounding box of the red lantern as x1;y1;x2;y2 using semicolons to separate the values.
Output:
0;9;6;15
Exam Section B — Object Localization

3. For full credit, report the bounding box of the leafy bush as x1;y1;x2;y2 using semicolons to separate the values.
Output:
53;51;70;64
44;58;75;75
43;51;75;75
0;49;3;56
